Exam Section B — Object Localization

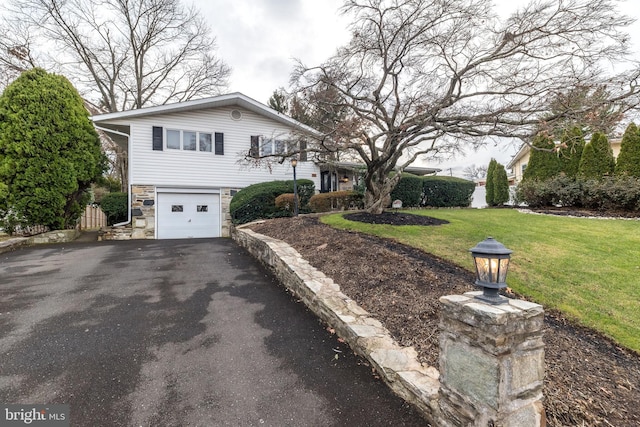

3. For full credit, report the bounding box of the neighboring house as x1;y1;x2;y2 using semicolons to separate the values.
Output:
91;93;320;239
507;138;622;183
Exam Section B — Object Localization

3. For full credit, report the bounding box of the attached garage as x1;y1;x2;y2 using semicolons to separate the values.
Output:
157;190;221;239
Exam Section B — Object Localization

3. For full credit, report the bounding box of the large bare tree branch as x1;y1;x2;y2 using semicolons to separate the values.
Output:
2;0;230;112
290;0;639;213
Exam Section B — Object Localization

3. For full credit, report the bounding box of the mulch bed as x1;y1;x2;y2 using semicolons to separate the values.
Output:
248;212;640;427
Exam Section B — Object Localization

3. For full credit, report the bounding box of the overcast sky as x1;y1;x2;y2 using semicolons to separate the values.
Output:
195;0;640;176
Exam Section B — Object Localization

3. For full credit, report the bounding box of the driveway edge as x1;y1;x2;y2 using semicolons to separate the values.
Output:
232;226;441;422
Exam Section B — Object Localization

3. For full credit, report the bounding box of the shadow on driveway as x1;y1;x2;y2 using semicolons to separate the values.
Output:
0;239;426;426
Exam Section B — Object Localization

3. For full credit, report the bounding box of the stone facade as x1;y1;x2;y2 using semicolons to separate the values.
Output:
439;294;546;426
131;185;156;239
233;226;546;427
220;189;234;238
102;185;233;240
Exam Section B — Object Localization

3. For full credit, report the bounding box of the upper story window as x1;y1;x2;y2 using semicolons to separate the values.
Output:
260;137;288;157
154;126;222;154
250;135;307;160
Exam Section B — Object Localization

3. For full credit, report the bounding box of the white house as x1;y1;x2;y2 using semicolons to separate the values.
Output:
91;93;321;239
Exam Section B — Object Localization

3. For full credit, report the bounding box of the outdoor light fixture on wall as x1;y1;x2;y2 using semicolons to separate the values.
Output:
469;237;512;304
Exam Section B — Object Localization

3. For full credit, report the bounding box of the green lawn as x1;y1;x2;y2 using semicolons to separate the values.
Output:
322;209;640;353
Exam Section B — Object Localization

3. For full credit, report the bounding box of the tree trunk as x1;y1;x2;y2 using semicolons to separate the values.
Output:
363;168;401;214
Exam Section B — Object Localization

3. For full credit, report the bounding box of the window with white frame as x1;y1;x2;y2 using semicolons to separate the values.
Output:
260;137;288;157
164;129;218;153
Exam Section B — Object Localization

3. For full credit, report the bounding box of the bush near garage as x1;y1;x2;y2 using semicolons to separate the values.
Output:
230;179;315;224
309;191;362;213
390;173;423;207
100;192;128;225
422;176;475;207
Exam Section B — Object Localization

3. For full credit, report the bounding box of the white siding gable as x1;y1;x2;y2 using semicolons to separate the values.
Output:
110;106;320;190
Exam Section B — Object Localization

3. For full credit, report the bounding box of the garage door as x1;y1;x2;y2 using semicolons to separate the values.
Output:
157;192;220;239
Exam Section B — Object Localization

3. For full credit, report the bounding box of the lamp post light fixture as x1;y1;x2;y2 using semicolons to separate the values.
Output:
469;237;512;304
291;157;299;216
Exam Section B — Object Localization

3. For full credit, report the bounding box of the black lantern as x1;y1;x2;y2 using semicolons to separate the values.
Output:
290;158;299;216
469;237;512;304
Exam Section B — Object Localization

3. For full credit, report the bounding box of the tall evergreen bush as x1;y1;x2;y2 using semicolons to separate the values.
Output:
485;158;497;206
0;68;105;230
558;127;585;178
522;133;561;182
615;123;640;177
579;132;615;179
493;163;510;205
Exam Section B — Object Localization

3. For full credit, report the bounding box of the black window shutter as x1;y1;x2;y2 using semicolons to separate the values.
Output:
152;126;163;151
214;132;224;155
299;140;307;162
250;135;259;158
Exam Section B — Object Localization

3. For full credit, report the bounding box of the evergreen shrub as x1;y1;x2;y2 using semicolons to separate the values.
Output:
230;180;314;224
390;173;423;207
422;176;475;207
100;192;128;225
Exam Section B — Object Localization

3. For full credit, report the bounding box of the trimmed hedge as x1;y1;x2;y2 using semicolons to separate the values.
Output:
390;173;423;207
230;179;314;224
515;175;640;210
309;191;362;213
422;176;475;207
100;192;128;225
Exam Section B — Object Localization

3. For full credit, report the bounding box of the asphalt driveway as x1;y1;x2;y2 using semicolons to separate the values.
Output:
0;238;425;426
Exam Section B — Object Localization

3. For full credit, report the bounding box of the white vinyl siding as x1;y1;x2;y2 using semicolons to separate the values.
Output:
108;106;319;189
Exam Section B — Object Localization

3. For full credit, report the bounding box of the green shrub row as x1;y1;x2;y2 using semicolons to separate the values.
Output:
230;180;314;224
390;174;475;208
515;175;640;210
309;191;363;212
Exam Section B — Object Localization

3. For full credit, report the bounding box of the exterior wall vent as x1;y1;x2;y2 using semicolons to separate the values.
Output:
230;109;242;120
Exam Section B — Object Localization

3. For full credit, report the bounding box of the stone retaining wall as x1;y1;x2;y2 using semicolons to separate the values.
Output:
0;229;81;253
28;229;80;244
232;226;443;423
233;225;546;427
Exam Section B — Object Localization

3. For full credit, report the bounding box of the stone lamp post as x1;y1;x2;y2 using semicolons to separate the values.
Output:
438;238;546;426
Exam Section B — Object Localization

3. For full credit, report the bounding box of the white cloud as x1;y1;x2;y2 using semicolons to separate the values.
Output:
194;0;349;103
194;0;639;173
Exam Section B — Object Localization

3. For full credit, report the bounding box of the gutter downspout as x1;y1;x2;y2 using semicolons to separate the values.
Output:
93;125;132;227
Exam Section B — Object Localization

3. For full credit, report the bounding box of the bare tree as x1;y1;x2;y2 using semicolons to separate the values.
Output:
0;20;40;88
2;0;230;112
462;164;487;181
292;0;640;213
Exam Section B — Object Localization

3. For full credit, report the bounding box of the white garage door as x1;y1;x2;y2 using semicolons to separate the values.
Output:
157;192;220;239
